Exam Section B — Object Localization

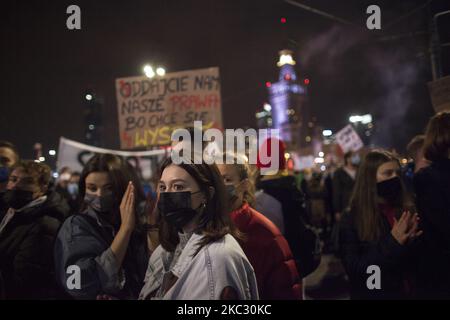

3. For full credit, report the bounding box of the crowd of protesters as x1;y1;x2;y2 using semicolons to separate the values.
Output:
298;111;450;299
0;110;449;300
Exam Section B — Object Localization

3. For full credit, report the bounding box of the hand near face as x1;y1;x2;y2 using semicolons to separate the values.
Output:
119;182;136;233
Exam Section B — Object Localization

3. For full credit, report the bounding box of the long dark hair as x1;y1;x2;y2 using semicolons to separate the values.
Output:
78;154;146;228
157;157;241;253
350;149;413;242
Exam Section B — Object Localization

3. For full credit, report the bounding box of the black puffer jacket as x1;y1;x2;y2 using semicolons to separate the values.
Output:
0;191;70;299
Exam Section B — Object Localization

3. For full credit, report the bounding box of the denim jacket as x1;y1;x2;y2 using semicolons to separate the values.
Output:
54;208;148;299
139;233;259;300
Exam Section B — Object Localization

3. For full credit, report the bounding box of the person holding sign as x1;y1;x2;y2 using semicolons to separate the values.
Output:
54;154;149;299
139;157;258;300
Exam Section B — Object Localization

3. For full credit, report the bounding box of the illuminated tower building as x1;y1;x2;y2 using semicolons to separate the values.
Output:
266;49;310;151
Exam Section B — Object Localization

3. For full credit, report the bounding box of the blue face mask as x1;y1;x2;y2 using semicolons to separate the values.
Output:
0;166;9;183
67;183;79;197
351;154;361;166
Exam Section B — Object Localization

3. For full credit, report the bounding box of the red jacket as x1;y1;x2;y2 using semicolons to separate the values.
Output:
231;203;302;300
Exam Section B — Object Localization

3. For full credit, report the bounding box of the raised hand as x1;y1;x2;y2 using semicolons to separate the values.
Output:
391;211;422;245
119;181;136;233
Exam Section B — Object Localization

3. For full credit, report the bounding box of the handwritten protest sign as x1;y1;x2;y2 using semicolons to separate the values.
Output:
116;67;223;149
335;124;364;153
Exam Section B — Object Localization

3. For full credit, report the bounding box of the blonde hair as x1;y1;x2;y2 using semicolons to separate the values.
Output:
222;152;255;207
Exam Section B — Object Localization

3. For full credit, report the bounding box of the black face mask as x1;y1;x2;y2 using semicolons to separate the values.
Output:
377;176;403;205
157;191;203;230
84;193;115;214
3;189;35;210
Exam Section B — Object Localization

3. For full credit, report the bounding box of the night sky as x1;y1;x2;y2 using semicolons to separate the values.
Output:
1;0;449;160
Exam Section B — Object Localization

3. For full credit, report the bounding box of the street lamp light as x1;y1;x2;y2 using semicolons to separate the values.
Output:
156;67;166;76
144;64;166;78
349;114;372;124
143;65;155;78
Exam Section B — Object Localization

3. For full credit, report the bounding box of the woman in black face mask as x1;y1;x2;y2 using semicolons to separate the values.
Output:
139;157;258;300
338;150;422;300
54;154;148;300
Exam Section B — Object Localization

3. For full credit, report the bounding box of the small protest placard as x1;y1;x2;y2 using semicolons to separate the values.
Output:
335;124;364;153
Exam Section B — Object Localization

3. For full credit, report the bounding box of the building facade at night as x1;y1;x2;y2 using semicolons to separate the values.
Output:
256;49;317;153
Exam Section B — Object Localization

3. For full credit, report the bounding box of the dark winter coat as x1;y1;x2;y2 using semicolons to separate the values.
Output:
414;159;450;299
0;191;70;299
